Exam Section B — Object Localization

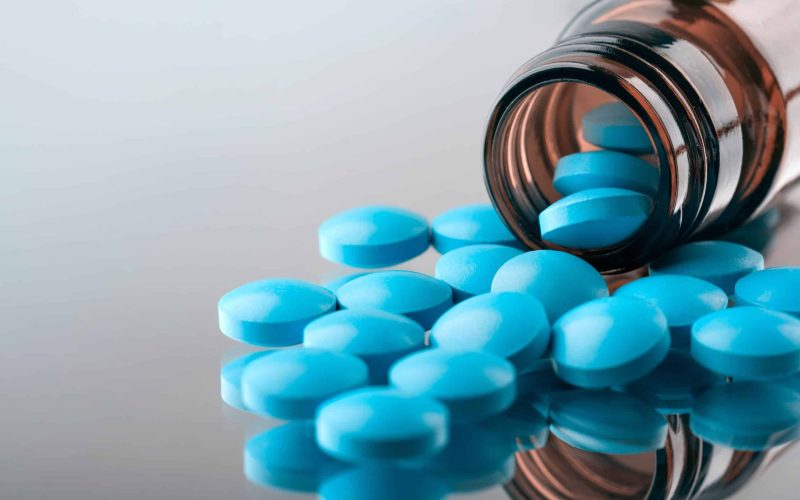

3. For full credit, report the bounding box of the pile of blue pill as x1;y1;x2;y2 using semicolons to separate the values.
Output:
218;196;800;496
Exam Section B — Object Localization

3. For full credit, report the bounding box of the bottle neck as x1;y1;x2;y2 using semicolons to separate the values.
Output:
484;29;744;272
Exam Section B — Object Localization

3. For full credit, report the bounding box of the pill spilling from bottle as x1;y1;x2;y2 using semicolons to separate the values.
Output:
218;197;800;497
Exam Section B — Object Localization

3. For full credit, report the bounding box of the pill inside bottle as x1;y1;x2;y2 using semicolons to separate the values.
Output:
488;86;663;261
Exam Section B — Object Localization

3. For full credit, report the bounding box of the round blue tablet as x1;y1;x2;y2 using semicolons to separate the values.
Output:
318;205;430;268
582;102;653;153
406;423;515;492
336;270;453;329
218;279;337;347
649;240;764;295
552;297;670;388
389;349;516;422
241;348;368;419
549;389;668;454
691;306;800;380
434;244;524;302
491;250;608;322
553;150;659;197
735;267;800;317
303;309;425;384
690;381;800;451
316;388;449;463
539;188;653;249
220;350;270;411
619;349;721;414
615;274;728;349
245;421;345;493
319;466;449;500
430;292;550;371
431;203;521;254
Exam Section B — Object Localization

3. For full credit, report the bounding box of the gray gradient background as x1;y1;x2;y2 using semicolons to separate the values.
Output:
2;1;798;498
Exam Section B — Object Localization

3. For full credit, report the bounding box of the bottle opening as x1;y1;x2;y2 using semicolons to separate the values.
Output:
512;82;660;244
486;76;679;272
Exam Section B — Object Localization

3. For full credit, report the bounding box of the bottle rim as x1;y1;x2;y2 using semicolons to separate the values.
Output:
484;32;739;272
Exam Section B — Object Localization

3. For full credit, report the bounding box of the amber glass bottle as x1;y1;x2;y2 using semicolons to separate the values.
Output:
484;0;800;272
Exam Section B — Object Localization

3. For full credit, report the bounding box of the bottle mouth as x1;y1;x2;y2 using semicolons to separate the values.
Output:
484;35;738;273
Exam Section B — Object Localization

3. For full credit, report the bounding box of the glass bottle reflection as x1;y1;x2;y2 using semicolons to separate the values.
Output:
222;345;800;499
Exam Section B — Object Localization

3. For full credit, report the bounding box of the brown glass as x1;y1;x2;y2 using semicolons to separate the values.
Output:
506;416;793;500
484;0;800;272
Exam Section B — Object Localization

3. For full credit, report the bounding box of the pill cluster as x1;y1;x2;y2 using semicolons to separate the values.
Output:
540;102;658;249
219;200;800;497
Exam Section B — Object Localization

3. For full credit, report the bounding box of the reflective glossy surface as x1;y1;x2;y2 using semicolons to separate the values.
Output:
223;205;800;499
227;341;800;499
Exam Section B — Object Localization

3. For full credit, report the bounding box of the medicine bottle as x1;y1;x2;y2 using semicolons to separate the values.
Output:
484;0;800;272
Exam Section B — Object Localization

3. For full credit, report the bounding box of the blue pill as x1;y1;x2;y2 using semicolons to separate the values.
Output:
582;102;652;153
218;279;336;347
430;292;550;371
319;466;449;500
336;270;453;330
431;203;521;254
389;349;516;422
220;350;270;411
322;272;370;293
615;274;728;349
619;349;721;414
241;348;368;419
690;381;800;451
691;306;800;380
553;150;659;197
491;250;608;322
539;188;653;249
316;388;449;462
244;421;345;493
434;244;524;302
318;205;430;268
549;389;668;454
552;297;670;388
649;240;764;295
303;309;425;384
735;267;800;317
407;423;515;493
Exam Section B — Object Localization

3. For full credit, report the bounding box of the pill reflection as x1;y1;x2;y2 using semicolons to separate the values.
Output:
690;381;800;451
319;466;449;500
548;389;668;455
244;421;345;493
